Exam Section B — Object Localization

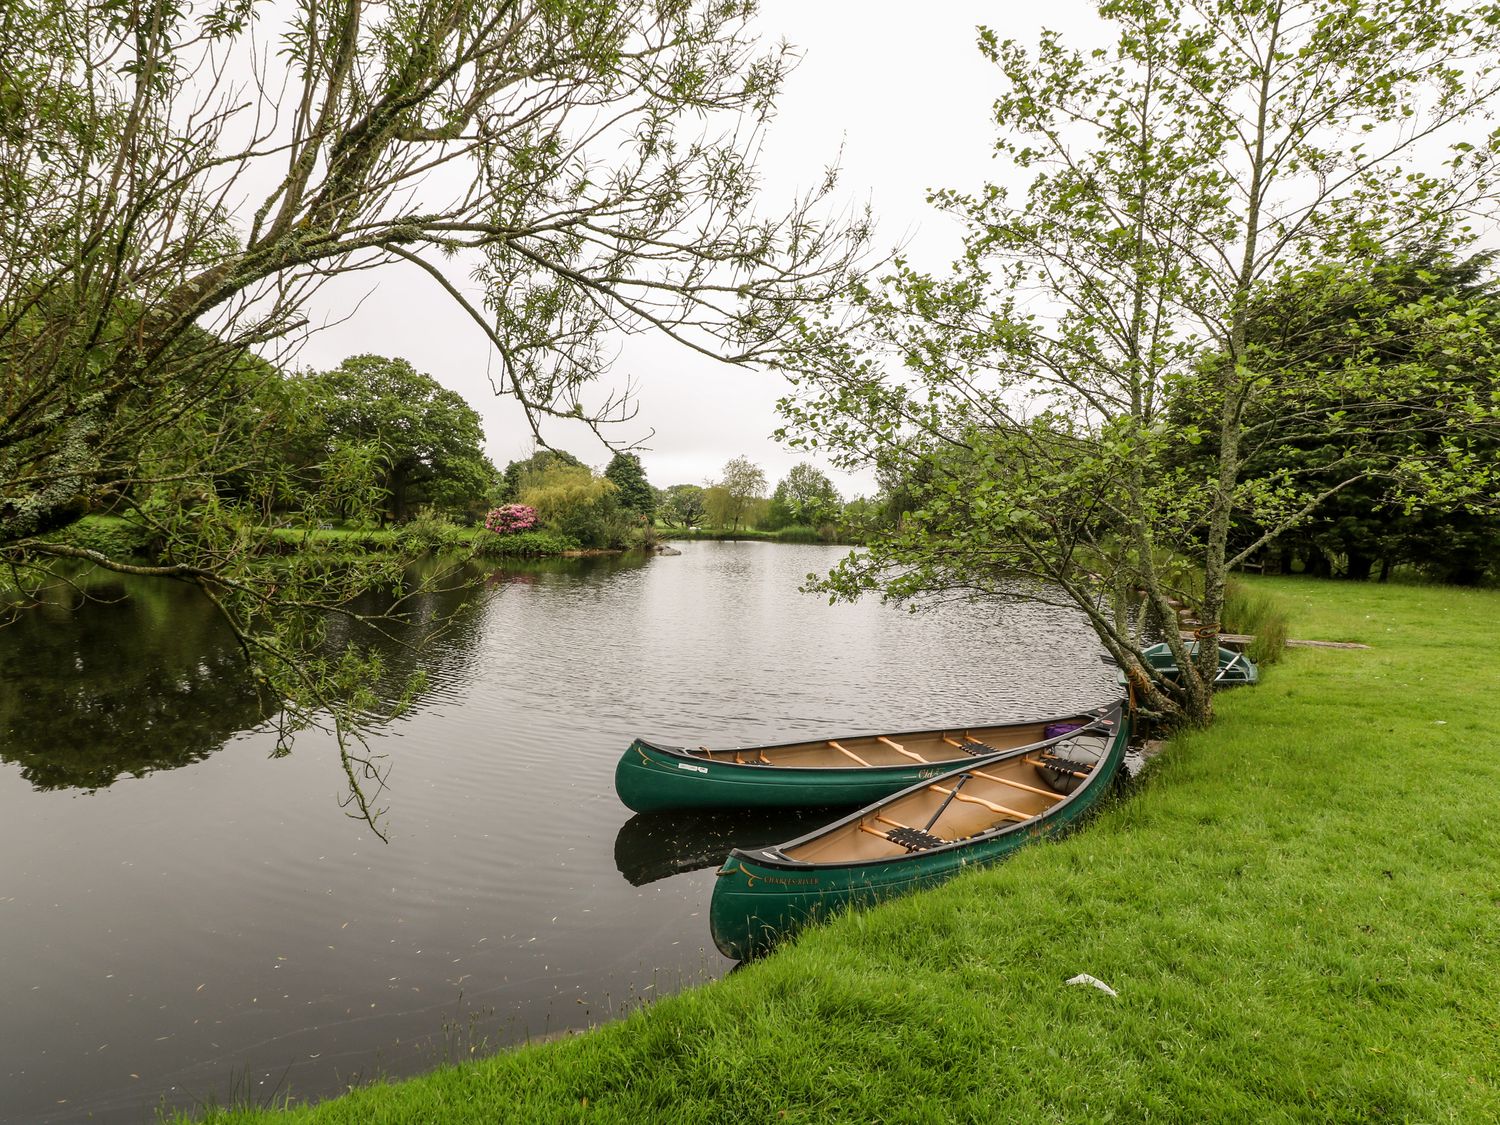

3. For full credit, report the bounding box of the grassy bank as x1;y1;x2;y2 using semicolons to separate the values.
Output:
264;524;578;559
187;576;1500;1123
662;525;863;545
44;515;580;561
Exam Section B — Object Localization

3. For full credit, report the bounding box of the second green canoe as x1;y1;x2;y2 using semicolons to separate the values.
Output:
709;701;1130;960
614;705;1121;814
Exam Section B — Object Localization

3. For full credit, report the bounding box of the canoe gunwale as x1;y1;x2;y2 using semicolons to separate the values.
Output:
722;702;1129;875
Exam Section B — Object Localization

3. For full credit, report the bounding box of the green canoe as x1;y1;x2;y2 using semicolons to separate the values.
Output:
1118;641;1258;688
709;702;1130;960
615;706;1121;814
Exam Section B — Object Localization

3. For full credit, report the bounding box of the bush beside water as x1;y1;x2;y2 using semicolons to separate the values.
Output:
1222;581;1290;664
47;516;156;560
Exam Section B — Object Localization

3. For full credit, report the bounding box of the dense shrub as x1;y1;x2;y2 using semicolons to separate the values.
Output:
50;516;156;560
471;529;577;558
519;466;632;548
395;516;468;554
484;504;538;534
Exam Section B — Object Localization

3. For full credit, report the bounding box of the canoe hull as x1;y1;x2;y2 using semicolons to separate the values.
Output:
615;708;1117;813
615;741;967;814
1119;642;1259;688
708;709;1130;960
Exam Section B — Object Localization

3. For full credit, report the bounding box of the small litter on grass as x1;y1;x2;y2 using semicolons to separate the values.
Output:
1065;973;1118;997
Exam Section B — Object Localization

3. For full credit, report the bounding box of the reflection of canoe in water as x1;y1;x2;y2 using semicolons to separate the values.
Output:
709;702;1130;961
1116;642;1258;688
614;705;1123;814
613;809;832;887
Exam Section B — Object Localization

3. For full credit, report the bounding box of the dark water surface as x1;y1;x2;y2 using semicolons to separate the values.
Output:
0;543;1116;1123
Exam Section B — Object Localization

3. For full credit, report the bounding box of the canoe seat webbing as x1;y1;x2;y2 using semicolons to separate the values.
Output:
884;825;948;852
944;735;999;756
1038;756;1096;778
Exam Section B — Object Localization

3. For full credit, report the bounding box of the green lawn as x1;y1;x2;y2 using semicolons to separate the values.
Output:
189;576;1500;1123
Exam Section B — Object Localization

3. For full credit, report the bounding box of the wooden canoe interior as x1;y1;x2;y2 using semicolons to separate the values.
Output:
689;720;1063;769
781;731;1111;864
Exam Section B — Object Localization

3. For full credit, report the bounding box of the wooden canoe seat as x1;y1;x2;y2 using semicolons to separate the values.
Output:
859;822;948;852
943;735;1000;757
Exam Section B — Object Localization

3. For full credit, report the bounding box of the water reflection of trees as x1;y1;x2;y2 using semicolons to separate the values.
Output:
0;562;500;793
0;573;267;790
325;561;492;702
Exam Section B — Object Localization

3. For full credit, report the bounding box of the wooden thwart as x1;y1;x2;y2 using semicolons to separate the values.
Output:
828;740;871;767
968;767;1065;802
879;736;931;763
927;782;1029;821
1183;631;1371;651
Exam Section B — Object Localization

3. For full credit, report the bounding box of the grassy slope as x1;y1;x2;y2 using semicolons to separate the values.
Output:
193;577;1500;1124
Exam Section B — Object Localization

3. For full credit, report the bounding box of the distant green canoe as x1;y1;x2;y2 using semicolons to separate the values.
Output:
1120;641;1258;688
709;702;1130;960
614;705;1121;814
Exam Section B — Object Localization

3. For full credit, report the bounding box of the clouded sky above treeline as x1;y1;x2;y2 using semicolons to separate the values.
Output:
288;1;1097;497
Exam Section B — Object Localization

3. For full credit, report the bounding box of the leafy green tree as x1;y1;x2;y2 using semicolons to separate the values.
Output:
498;449;586;504
0;0;869;825
660;484;707;528
518;464;629;548
766;462;841;529
708;456;767;533
604;452;656;520
1175;249;1500;584
781;0;1500;725
303;355;497;525
838;495;887;539
702;485;733;530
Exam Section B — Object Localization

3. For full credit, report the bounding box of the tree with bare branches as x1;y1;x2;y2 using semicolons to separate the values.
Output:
0;0;869;825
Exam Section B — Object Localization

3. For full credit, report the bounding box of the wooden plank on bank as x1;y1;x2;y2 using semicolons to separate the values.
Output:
1180;632;1370;651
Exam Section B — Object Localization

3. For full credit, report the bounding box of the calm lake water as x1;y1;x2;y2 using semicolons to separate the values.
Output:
0;542;1117;1123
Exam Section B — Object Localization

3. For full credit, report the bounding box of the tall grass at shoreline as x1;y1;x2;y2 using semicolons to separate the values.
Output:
1222;580;1291;663
184;577;1500;1124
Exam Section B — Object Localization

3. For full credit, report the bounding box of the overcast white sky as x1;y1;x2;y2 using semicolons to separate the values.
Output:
289;2;1098;496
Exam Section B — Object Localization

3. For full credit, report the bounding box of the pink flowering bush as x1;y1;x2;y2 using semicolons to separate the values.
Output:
484;503;538;534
